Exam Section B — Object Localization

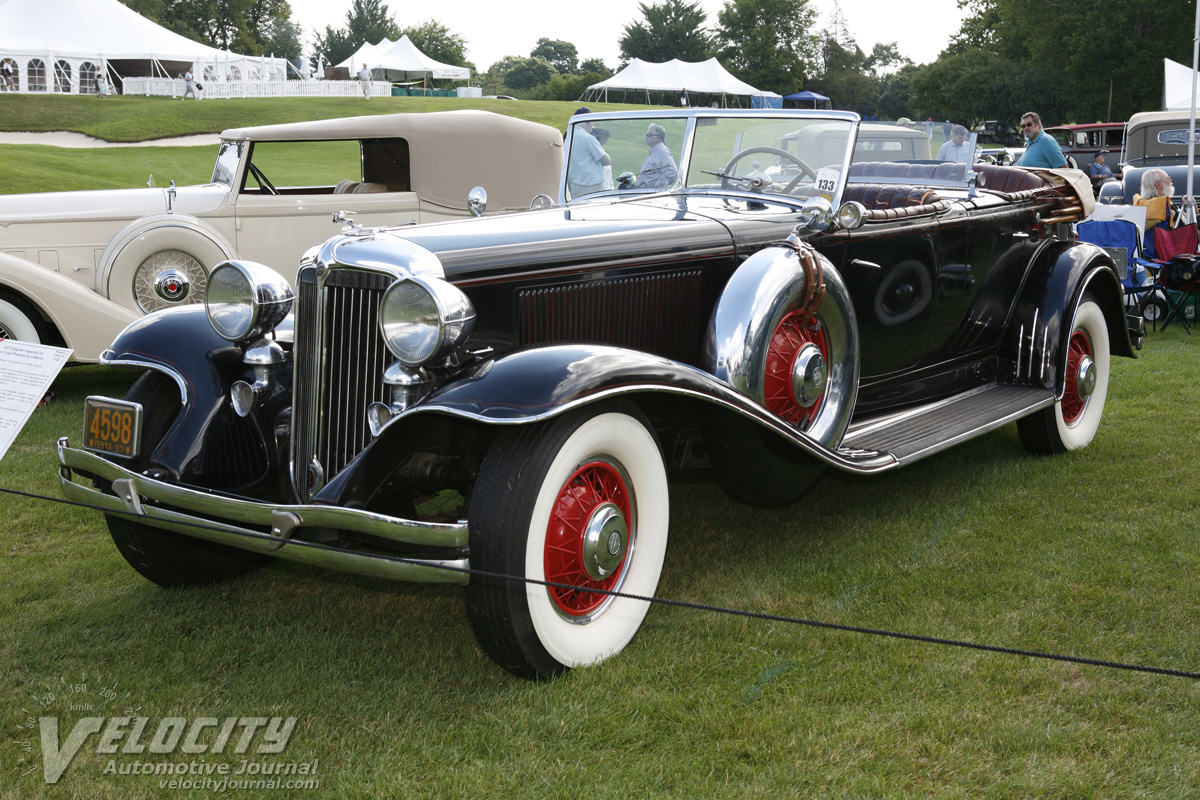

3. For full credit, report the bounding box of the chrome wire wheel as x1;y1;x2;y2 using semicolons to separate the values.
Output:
132;250;207;313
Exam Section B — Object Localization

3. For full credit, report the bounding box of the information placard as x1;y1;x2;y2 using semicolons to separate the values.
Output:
0;340;73;462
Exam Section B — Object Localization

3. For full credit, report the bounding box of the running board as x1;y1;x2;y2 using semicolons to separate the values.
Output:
839;383;1055;468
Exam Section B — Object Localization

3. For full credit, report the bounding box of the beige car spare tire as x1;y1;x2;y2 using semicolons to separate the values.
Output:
100;221;232;314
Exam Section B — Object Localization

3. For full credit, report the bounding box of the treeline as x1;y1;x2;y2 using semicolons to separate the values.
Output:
121;0;1194;123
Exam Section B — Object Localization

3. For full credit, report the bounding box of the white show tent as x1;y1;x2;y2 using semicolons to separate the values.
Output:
1164;58;1200;111
336;35;470;84
0;0;267;94
583;58;779;107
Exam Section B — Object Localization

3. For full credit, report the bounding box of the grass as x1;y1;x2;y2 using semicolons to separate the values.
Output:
1;95;1199;797
3;331;1200;798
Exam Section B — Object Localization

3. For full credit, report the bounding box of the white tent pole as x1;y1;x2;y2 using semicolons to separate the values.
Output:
1186;0;1199;225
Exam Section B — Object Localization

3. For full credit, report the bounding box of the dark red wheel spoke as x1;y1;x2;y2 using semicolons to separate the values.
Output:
1061;330;1090;424
545;461;632;616
764;310;827;428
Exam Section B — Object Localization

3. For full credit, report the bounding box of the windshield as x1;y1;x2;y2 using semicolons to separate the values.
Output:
564;115;853;204
211;141;244;187
688;117;852;203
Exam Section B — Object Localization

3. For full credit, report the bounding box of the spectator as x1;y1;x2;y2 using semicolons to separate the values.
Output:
96;73;107;98
897;117;914;129
1015;112;1067;168
358;63;373;99
639;124;678;189
566;107;612;199
1;61;14;92
1133;169;1174;230
181;69;197;100
1089;150;1118;181
937;125;973;165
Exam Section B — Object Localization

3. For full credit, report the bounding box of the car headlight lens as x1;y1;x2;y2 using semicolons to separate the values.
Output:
205;260;294;342
379;276;476;366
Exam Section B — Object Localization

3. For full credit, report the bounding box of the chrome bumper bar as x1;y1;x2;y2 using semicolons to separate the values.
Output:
57;438;469;585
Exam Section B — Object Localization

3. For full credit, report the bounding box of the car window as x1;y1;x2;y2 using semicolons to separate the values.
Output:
1049;130;1070;146
1158;129;1200;146
211;141;244;187
1105;130;1123;147
241;140;364;193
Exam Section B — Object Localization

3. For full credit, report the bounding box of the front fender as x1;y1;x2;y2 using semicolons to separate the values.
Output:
101;305;248;480
371;344;894;473
0;253;138;361
1001;240;1132;396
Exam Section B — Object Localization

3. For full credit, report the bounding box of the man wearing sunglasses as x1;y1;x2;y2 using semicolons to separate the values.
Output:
1015;111;1067;169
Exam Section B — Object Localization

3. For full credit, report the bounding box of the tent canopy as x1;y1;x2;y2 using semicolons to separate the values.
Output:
0;0;250;64
337;35;469;81
1165;58;1199;111
0;0;265;89
783;91;829;101
586;58;776;98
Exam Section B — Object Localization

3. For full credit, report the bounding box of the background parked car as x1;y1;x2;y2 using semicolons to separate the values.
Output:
1098;111;1199;210
971;120;1024;147
1046;122;1125;163
0;111;563;360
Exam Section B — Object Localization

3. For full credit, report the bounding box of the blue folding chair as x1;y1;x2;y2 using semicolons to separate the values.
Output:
1077;218;1168;327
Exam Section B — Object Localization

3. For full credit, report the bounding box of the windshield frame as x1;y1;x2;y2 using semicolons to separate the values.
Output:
560;109;860;208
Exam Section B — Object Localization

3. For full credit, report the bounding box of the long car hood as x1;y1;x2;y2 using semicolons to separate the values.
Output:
0;184;230;225
334;196;746;283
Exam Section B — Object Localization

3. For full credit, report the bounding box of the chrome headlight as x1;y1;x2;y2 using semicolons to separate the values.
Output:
205;260;294;343
379;276;476;366
837;201;867;230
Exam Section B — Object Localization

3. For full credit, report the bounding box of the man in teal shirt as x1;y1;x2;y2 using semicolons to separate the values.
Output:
1015;111;1067;168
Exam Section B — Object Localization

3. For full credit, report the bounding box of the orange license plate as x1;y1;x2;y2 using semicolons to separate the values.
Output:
82;397;142;459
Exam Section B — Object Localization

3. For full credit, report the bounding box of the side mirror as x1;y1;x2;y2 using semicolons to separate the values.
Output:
468;186;487;217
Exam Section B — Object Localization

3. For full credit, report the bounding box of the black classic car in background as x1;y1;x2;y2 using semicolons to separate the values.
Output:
58;109;1138;680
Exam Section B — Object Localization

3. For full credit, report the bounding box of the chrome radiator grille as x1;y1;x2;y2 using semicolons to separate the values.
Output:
291;266;393;500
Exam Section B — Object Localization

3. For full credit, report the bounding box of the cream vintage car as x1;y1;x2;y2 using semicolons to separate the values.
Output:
0;110;563;360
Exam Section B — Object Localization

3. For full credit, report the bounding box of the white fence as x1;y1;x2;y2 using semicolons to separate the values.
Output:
123;78;391;99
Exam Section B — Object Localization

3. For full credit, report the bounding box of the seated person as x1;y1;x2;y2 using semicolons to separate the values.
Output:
1089;150;1118;182
1133;169;1173;230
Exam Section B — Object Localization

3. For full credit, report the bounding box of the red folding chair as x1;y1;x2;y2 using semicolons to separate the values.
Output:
1152;223;1200;333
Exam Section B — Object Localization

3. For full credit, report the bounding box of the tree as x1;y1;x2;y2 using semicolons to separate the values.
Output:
580;57;609;74
714;0;819;95
619;0;712;64
531;38;579;75
311;25;356;69
343;0;401;50
946;0;1193;121
503;56;557;91
403;19;469;66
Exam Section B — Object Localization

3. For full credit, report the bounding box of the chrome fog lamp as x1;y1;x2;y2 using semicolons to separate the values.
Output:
837;201;867;231
379;276;476;366
205;260;294;343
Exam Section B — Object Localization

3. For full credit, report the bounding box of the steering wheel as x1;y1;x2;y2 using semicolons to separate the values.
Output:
722;146;817;194
247;162;278;196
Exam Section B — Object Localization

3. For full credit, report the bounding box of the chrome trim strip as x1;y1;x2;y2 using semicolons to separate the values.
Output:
99;352;189;404
59;441;468;549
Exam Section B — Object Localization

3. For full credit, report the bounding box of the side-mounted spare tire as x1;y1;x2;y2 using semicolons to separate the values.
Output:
703;238;859;506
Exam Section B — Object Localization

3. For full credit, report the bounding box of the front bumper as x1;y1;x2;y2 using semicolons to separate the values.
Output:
57;439;469;584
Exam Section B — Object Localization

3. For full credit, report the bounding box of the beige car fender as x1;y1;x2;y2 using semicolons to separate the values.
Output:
0;253;138;361
97;214;235;314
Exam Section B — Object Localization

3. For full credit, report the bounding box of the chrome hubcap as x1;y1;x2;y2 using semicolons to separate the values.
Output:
1075;355;1097;403
581;502;628;581
154;269;191;302
791;343;826;409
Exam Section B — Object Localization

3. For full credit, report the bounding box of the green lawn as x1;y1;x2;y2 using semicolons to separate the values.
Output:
1;95;1198;798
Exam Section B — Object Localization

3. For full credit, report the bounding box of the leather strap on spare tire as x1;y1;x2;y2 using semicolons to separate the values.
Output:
775;238;825;319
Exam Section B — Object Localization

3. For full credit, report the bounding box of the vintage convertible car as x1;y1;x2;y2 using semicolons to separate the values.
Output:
0;111;562;360
57;109;1139;680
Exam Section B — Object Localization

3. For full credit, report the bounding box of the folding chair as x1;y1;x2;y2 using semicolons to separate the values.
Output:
1152;223;1200;333
1077;218;1166;327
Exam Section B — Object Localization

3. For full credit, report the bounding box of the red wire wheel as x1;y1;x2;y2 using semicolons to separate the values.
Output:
763;309;828;428
1060;329;1092;425
544;460;632;617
